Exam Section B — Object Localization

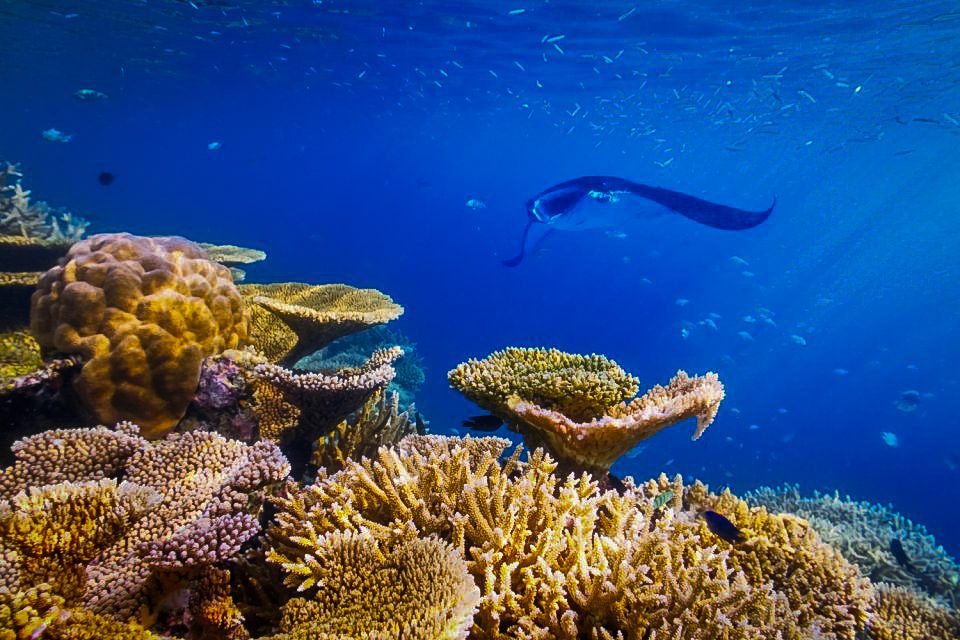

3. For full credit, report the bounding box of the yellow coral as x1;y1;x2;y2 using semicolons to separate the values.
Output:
240;282;403;365
0;331;43;381
46;607;165;640
0;583;65;640
868;582;960;640
0;479;158;602
448;347;640;421
272;532;478;639
30;233;249;437
187;567;248;640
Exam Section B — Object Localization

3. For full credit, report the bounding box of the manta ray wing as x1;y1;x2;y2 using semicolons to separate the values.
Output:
621;181;775;230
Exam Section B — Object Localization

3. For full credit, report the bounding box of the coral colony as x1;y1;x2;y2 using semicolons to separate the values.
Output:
0;165;958;639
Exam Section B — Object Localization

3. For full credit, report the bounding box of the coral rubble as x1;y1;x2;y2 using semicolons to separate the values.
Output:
449;347;723;474
30;233;249;437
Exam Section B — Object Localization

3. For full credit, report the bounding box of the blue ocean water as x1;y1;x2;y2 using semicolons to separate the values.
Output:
1;0;958;551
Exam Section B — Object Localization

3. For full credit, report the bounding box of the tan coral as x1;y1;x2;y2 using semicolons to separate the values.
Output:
0;330;44;381
240;282;403;365
187;567;249;640
0;479;158;601
30;233;249;437
0;583;66;640
868;582;960;640
508;370;724;473
271;531;478;639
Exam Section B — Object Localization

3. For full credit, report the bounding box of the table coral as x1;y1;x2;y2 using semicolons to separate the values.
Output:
268;435;869;639
747;485;960;606
241;282;403;366
30;233;249;437
268;531;479;639
867;582;960;640
449;348;723;474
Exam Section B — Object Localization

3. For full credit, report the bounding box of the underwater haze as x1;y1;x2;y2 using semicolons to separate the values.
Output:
2;0;959;554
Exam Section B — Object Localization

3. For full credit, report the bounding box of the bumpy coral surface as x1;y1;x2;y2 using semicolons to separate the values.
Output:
241;282;403;365
269;435;870;639
868;582;960;640
0;330;44;382
30;233;249;437
748;485;960;607
270;531;479;639
450;348;723;473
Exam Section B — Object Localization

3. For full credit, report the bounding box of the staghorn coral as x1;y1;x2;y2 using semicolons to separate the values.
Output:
867;582;960;640
450;348;723;474
268;435;869;639
312;388;420;473
298;326;426;406
269;531;479;639
187;567;248;640
240;282;403;366
251;347;402;475
30;233;249;437
747;485;960;606
0;479;158;600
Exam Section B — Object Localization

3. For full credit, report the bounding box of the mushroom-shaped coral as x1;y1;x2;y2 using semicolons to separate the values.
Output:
270;531;479;639
449;347;723;474
30;233;249;437
240;282;403;366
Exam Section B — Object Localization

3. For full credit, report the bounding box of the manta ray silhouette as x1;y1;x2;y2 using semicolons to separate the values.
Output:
503;176;775;267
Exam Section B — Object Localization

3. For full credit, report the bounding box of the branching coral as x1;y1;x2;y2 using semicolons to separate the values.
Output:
30;233;249;437
747;486;960;606
0;479;158;600
268;435;870;639
241;283;403;366
449;348;723;474
269;531;479;639
0;163;89;244
867;582;960;640
312;388;420;473
0;583;66;640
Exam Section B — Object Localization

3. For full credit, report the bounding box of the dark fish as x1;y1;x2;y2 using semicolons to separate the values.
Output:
504;176;775;267
606;473;626;494
98;171;115;186
890;538;913;570
703;510;744;543
462;414;504;432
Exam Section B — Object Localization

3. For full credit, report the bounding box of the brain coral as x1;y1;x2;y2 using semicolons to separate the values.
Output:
30;233;249;437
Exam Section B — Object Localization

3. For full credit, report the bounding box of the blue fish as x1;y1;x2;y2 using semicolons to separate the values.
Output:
703;510;745;543
503;176;775;266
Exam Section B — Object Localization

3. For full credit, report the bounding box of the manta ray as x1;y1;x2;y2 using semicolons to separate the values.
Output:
503;176;775;267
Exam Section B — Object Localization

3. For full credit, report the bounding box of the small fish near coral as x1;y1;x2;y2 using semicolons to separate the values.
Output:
503;176;775;266
461;414;504;431
890;538;913;570
702;509;745;543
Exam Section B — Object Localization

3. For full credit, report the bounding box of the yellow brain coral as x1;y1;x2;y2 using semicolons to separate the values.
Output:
240;282;403;365
30;233;249;437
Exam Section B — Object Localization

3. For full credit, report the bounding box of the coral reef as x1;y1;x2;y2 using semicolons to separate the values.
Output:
30;233;249;437
0;422;289;630
297;325;425;406
0;583;66;640
252;346;403;475
0;163;88;245
867;582;960;640
267;532;479;639
269;435;871;639
241;282;403;366
198;242;267;284
0;330;43;381
449;347;723;474
747;485;960;606
312;388;421;473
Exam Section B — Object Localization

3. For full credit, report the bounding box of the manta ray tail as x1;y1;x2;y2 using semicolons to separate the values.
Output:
628;183;775;230
502;219;533;267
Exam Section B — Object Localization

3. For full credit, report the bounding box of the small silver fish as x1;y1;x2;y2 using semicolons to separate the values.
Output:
41;128;72;143
74;88;108;101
